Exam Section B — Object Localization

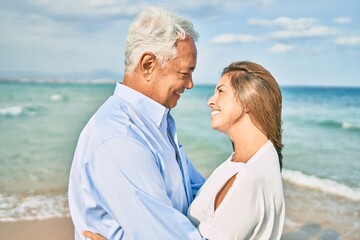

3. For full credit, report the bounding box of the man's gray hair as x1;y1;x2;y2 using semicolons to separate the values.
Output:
124;6;199;73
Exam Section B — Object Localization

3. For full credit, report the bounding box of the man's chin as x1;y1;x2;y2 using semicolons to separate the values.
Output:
168;103;177;109
167;100;179;109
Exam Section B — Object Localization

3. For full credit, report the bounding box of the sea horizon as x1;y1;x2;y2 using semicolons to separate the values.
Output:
1;77;360;88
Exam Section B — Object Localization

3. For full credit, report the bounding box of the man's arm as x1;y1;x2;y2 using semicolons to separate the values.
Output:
86;137;203;239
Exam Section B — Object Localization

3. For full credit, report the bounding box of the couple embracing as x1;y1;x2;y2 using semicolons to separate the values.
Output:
68;6;285;240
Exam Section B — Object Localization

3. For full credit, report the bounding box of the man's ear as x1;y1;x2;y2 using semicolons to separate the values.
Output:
139;52;156;82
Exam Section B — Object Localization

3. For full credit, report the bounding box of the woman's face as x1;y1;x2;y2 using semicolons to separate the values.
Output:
207;74;245;133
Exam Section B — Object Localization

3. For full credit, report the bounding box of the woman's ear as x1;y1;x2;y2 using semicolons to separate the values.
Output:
139;52;156;82
242;103;250;113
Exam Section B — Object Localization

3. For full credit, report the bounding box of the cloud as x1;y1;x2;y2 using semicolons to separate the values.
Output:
7;0;274;23
211;17;339;45
1;0;271;39
249;17;338;39
248;17;317;30
30;0;142;17
210;34;264;44
0;0;148;36
0;0;278;36
174;0;276;12
271;25;338;39
333;17;352;24
268;43;295;53
335;36;360;45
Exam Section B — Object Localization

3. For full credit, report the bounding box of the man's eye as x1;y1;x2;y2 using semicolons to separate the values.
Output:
180;72;191;80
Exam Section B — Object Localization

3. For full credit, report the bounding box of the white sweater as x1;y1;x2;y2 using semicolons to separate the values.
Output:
187;140;285;240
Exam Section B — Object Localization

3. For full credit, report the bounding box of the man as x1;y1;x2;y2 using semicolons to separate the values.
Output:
68;6;205;239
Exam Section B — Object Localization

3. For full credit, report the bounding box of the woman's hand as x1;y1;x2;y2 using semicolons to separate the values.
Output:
82;230;107;240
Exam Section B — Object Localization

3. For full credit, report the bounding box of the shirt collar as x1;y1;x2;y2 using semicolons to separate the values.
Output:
114;82;168;128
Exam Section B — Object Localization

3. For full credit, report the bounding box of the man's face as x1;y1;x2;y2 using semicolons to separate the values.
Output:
151;37;197;108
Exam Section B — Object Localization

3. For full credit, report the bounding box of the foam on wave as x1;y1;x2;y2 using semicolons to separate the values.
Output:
282;169;360;201
0;193;69;222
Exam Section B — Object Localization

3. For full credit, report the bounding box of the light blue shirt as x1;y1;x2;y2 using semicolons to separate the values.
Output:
68;83;205;239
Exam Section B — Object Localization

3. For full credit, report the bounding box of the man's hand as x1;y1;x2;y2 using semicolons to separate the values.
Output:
82;230;107;240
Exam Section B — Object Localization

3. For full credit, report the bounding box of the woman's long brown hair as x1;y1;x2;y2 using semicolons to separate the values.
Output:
223;61;284;170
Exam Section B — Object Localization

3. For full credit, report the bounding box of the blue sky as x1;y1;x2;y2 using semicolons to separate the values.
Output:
0;0;359;86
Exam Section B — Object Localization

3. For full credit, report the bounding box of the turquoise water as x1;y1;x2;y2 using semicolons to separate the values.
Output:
0;81;359;220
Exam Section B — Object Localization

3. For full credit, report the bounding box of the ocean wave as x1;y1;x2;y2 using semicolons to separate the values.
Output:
342;122;360;131
282;169;360;201
317;119;360;132
0;105;41;117
287;117;360;132
0;193;69;222
50;94;64;102
0;106;24;116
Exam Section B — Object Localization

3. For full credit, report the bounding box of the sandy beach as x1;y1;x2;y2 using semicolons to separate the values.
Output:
1;182;359;240
0;217;74;240
281;183;360;240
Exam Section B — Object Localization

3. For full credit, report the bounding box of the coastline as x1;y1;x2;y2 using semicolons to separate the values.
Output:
1;181;359;240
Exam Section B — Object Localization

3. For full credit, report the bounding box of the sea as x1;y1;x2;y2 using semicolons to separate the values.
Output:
0;80;359;236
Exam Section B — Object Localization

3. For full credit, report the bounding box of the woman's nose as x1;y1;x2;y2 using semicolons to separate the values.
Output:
207;94;215;107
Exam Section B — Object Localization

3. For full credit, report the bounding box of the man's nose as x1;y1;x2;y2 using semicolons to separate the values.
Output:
185;77;194;90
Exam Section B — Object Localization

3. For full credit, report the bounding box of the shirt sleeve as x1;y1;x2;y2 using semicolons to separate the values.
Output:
86;137;203;240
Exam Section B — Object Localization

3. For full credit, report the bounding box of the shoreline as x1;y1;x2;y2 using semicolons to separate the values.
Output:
1;182;359;240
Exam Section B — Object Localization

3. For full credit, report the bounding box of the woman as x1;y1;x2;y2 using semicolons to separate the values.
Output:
187;61;285;239
83;61;285;239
